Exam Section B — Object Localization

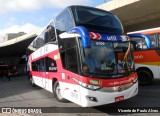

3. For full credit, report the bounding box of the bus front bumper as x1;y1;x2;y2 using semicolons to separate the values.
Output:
79;81;138;107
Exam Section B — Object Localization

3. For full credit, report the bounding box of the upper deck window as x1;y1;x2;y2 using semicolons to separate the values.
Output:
56;9;74;33
72;6;123;35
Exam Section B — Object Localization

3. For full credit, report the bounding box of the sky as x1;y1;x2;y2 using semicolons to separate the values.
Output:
0;0;111;42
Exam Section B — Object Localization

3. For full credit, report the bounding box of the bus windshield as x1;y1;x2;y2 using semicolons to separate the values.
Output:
82;40;134;78
72;6;123;35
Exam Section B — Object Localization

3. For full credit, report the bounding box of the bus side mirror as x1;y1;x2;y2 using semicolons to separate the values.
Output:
67;26;91;48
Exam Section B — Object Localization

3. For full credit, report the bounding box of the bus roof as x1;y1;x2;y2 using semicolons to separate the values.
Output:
68;5;114;14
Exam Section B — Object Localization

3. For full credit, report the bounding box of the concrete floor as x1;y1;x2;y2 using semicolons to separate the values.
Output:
0;76;160;116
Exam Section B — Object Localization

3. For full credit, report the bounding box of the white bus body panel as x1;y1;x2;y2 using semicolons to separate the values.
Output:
60;82;138;107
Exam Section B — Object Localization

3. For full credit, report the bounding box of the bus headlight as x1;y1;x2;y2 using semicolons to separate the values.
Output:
73;78;102;91
80;82;102;91
87;84;102;90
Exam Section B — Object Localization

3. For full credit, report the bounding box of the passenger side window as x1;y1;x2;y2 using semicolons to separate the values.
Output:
149;34;157;48
45;21;56;43
33;30;45;49
33;41;37;49
46;57;57;72
59;38;76;52
39;59;45;72
130;37;148;50
55;9;74;33
31;58;46;72
32;61;38;71
60;47;79;74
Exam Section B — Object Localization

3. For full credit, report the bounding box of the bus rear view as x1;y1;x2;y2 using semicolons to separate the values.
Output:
27;6;138;107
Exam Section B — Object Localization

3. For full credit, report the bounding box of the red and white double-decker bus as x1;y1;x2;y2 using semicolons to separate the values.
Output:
26;6;138;107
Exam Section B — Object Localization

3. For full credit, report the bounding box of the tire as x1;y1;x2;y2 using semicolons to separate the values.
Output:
30;77;36;87
138;70;153;85
53;81;67;102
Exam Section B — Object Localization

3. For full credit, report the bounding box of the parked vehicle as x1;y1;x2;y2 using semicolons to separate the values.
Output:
128;34;153;85
27;6;138;107
0;65;18;77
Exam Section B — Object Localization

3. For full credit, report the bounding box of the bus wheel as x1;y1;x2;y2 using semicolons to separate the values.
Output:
138;70;153;85
54;81;67;102
30;77;36;87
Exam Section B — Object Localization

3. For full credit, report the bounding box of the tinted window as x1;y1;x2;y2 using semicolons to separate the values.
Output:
130;37;148;50
46;57;57;72
59;38;77;52
33;30;45;49
60;47;79;73
39;59;45;71
45;21;56;43
32;61;38;71
56;9;74;33
31;57;57;72
72;6;123;34
148;34;158;48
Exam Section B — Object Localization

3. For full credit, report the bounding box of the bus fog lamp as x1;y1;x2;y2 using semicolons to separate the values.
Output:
87;96;98;102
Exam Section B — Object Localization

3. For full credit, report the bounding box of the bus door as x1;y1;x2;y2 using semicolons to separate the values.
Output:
60;46;81;104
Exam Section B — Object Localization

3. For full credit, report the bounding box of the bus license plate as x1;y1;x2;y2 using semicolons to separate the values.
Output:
115;96;124;102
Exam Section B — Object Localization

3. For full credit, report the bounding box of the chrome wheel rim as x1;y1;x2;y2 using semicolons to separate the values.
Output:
56;84;62;99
